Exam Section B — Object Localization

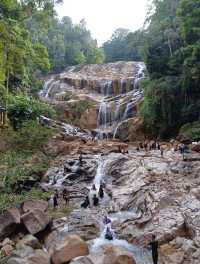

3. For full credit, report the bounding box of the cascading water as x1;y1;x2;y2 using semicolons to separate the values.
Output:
39;78;54;98
96;63;145;140
89;155;153;264
112;64;145;139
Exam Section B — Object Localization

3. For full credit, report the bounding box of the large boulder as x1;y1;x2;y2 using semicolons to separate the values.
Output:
21;209;50;235
0;208;21;241
22;200;48;213
103;245;136;264
51;234;89;264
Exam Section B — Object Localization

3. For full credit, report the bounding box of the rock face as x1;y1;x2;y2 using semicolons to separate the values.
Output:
40;62;145;137
21;209;50;235
50;235;89;264
113;117;145;141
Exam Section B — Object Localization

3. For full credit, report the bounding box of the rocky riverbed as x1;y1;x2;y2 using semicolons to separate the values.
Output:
1;123;200;263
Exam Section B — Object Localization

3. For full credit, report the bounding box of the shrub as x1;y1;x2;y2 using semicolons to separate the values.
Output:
7;95;56;130
179;121;200;141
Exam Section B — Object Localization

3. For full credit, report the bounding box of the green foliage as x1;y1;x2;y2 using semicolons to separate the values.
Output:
179;122;200;141
7;95;55;130
103;28;142;62
139;0;200;138
27;16;104;72
0;188;52;213
0;120;55;192
10;120;55;152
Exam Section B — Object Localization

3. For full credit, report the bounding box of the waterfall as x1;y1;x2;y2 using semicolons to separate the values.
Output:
40;78;61;99
112;64;145;139
39;78;54;98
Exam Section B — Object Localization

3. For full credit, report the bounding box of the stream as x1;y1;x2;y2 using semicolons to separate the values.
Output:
88;157;153;263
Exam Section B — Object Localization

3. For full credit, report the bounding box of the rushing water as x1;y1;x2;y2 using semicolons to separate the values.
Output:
96;63;145;140
89;156;153;264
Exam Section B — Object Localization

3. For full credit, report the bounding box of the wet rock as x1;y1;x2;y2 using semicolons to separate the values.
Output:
51;234;89;264
0;208;21;241
103;245;136;264
21;209;50;235
22;200;48;213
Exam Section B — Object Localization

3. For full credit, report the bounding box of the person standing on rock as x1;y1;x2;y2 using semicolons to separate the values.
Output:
93;194;99;206
98;183;104;199
62;188;69;205
53;191;59;209
81;195;90;208
149;234;158;264
79;153;83;166
160;146;164;157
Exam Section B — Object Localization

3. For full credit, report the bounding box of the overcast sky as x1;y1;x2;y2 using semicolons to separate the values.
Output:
56;0;149;45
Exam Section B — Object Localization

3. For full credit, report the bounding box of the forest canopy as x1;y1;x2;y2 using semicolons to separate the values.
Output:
102;0;200;138
0;0;104;108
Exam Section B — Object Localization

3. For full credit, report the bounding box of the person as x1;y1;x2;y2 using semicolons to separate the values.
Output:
139;142;143;149
53;192;58;209
118;146;121;153
64;165;70;174
52;175;57;185
81;196;90;208
62;188;69;205
93;194;99;206
103;216;111;225
136;143;140;151
157;142;160;150
149;234;158;264
55;189;59;199
100;180;106;188
105;227;113;240
92;184;96;191
99;184;104;199
160;147;164;157
144;142;148;152
79;153;83;166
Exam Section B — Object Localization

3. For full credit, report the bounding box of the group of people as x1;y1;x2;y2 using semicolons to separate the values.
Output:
137;140;161;152
81;183;104;208
137;140;164;157
52;188;69;209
